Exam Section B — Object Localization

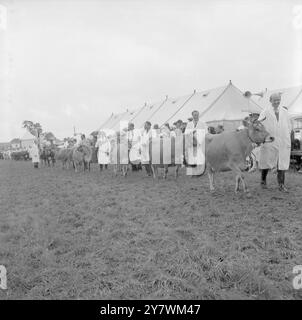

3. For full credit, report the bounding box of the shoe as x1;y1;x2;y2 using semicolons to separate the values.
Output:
279;184;289;192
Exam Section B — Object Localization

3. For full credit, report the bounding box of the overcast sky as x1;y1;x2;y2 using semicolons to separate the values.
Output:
0;0;301;141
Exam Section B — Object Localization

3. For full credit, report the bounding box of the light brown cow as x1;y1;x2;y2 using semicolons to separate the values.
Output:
205;118;274;193
72;144;92;172
109;133;129;177
55;148;74;169
150;136;183;179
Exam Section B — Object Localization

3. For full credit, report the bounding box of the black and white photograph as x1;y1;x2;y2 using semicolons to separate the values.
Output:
0;0;302;305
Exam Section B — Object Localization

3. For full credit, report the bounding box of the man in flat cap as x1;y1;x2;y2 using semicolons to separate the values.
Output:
258;92;292;192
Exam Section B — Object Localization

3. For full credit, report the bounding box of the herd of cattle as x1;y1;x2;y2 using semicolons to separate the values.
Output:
0;150;30;161
1;117;281;193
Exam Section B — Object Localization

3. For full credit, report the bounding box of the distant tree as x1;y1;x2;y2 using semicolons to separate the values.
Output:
22;121;43;137
43;132;56;141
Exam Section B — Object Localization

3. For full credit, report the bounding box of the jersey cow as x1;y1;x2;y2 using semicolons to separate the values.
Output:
205;118;274;193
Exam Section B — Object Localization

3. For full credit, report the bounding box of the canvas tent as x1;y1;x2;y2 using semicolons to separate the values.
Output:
256;85;302;132
256;85;302;117
98;81;263;133
165;82;263;130
99;109;139;132
21;131;35;150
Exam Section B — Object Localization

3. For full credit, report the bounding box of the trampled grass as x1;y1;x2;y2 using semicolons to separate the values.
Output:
0;160;301;300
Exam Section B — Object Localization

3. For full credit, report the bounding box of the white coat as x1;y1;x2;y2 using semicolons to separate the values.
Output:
29;144;40;163
185;120;207;165
258;105;292;170
128;129;141;164
140;129;152;163
95;138;111;164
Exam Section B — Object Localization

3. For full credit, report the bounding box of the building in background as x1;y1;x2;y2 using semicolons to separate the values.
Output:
10;138;21;150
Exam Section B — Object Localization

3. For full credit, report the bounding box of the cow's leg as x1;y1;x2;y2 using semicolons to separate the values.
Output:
122;165;127;176
229;163;248;193
235;174;241;192
175;165;180;178
163;165;168;179
235;174;248;193
241;175;248;192
208;169;215;191
151;165;156;179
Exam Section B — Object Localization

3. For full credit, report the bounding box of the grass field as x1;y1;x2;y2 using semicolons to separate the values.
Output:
0;160;301;300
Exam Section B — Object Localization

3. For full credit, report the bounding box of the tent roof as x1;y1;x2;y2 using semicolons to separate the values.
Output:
132;82;262;128
200;83;263;123
256;85;302;117
100;109;138;132
130;99;168;128
97;81;264;131
110;109;138;131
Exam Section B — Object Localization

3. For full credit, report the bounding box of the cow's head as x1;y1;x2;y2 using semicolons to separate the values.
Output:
243;118;274;145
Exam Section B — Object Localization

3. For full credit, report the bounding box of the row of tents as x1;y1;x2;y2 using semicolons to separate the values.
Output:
14;80;302;152
98;81;302;132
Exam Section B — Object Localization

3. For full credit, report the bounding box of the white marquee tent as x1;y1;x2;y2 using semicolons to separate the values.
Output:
256;85;302;130
21;131;35;150
256;85;302;117
99;81;263;132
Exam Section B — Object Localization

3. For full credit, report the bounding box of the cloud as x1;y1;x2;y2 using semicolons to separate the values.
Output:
0;0;300;141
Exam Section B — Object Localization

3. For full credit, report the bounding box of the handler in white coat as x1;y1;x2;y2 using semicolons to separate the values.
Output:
185;110;207;176
258;92;292;192
140;121;152;176
95;131;111;171
127;123;141;165
29;140;40;168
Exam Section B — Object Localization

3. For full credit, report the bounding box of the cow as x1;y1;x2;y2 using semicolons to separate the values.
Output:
205;118;274;193
40;146;56;167
150;136;183;179
72;144;93;172
55;148;74;169
109;133;129;177
11;150;30;161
